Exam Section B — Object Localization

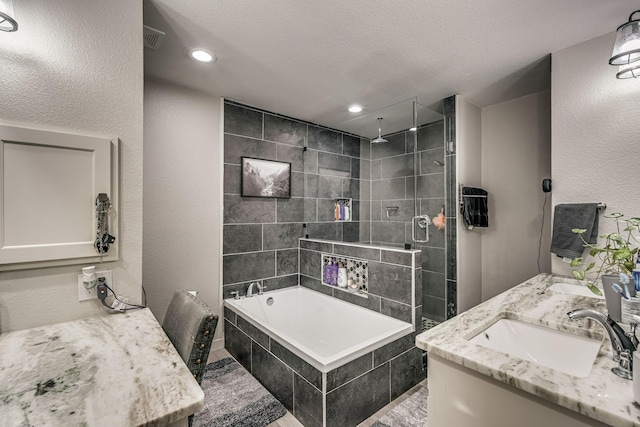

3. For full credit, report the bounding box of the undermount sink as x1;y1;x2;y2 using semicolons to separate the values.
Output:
469;319;601;378
548;282;605;299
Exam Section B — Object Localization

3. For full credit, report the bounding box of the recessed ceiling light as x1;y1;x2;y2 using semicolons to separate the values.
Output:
190;49;216;63
348;105;363;113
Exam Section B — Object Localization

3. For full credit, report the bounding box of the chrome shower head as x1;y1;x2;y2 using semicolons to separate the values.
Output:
371;117;388;144
433;160;445;167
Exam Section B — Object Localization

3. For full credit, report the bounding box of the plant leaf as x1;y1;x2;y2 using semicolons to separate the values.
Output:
628;217;640;226
614;247;632;260
586;283;602;296
572;228;586;234
572;270;585;281
570;258;582;267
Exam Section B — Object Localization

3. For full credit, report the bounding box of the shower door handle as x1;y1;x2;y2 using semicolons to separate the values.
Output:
412;215;431;243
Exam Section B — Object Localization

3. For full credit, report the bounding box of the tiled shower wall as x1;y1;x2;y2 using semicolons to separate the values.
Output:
368;120;450;322
222;101;367;297
369;130;416;246
417;121;449;323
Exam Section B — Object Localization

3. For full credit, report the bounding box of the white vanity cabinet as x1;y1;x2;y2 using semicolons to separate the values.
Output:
416;273;640;427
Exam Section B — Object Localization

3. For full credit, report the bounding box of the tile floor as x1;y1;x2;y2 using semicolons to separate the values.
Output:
207;348;428;427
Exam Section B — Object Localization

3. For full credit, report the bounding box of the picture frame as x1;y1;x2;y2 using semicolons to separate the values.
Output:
241;157;291;198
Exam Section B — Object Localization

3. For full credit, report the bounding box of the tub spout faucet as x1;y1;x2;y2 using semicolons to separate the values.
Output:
246;282;262;297
567;308;635;379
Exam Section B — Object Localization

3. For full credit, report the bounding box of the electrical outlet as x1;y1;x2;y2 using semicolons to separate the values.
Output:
78;270;113;302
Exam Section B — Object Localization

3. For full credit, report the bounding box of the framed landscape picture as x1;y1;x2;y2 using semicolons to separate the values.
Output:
241;157;291;198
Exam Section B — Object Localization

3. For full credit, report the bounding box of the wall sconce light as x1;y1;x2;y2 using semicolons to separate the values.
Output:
617;64;640;79
0;0;17;32
610;10;640;78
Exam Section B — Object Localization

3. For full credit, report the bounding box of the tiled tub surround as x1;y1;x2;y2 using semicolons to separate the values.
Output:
300;238;422;328
416;273;640;426
223;100;369;301
224;287;423;427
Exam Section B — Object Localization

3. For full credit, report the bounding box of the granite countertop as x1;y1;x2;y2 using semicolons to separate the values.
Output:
416;273;640;427
0;308;204;427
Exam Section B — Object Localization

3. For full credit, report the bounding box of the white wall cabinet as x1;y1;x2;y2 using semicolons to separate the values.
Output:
0;124;118;270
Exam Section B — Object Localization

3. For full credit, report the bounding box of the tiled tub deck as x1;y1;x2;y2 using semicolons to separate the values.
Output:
225;239;424;427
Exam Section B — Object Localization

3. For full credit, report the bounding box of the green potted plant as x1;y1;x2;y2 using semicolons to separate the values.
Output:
571;212;640;321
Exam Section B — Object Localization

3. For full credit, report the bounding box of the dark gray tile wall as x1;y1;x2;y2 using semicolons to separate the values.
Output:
390;347;425;400
270;339;322;390
326;363;390;427
252;343;294;410
326;352;373;392
293;375;323;427
224;319;251;370
369;128;416;248
223;101;368;296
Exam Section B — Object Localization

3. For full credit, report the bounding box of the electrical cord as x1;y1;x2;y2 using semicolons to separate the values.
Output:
142;285;147;307
537;192;548;273
97;279;147;311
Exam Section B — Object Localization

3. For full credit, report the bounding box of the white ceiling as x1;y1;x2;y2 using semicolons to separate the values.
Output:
143;0;638;133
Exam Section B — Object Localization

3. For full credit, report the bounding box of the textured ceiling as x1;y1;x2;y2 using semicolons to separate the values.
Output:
143;0;638;132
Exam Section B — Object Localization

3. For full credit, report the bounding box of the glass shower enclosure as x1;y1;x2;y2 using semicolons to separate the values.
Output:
303;97;453;326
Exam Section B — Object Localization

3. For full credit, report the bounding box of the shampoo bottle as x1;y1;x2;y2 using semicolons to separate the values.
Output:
323;258;338;285
337;262;348;288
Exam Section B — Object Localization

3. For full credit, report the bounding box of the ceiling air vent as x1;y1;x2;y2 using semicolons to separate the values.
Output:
143;25;165;50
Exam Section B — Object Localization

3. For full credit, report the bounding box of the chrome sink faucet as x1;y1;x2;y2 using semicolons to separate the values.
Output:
567;308;637;379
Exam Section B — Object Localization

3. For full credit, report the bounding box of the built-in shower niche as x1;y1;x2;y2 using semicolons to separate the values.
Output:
321;253;368;296
333;198;352;222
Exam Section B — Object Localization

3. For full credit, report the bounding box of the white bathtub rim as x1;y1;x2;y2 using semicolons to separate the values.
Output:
224;286;414;373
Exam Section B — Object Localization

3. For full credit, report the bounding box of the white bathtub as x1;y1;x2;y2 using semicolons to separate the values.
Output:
224;286;414;372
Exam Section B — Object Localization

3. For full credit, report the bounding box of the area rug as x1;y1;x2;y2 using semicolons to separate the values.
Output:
371;385;429;427
192;357;287;427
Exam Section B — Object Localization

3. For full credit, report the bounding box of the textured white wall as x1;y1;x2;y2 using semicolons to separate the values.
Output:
143;79;223;348
481;92;551;300
456;96;483;312
551;33;640;277
0;1;143;332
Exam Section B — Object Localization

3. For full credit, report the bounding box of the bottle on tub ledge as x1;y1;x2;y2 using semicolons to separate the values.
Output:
323;257;339;286
337;262;348;288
